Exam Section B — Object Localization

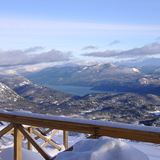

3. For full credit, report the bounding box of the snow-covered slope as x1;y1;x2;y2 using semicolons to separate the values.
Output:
0;147;45;160
0;82;26;103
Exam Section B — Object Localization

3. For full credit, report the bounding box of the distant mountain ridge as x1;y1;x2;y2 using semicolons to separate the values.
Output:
25;63;160;95
26;63;141;85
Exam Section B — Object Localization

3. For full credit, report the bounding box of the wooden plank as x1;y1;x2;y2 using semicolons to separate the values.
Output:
17;124;52;160
32;129;61;150
0;112;160;144
63;130;68;149
98;126;160;143
42;130;59;148
14;124;22;160
5;129;14;135
28;127;33;151
0;123;14;137
35;128;53;140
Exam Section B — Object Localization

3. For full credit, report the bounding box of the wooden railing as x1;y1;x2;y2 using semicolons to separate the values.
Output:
0;110;160;160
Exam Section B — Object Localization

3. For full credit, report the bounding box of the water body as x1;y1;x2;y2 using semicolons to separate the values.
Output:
44;85;125;96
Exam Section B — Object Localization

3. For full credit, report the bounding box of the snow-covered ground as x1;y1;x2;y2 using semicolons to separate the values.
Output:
0;122;160;160
55;137;149;160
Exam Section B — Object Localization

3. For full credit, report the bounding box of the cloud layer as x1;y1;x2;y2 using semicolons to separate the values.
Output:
82;43;160;59
82;46;98;50
0;47;71;67
109;40;121;46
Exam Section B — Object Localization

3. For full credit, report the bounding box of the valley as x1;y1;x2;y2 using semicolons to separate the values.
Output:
26;63;160;95
0;72;160;127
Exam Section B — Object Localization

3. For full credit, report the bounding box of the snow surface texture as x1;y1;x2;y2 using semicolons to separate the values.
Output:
55;137;149;160
0;147;45;160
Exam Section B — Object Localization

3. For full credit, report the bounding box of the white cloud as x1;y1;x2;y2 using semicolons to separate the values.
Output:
82;50;119;58
82;46;98;50
109;40;121;46
82;42;160;59
0;68;18;75
0;47;71;67
71;59;112;66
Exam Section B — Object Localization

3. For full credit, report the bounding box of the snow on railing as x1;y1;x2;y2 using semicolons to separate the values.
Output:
0;110;160;160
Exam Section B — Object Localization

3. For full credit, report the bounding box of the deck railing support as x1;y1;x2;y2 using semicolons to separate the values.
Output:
63;130;68;149
14;124;22;160
28;127;33;151
0;111;160;160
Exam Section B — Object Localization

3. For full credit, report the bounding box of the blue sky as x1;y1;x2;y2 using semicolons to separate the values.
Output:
0;0;160;72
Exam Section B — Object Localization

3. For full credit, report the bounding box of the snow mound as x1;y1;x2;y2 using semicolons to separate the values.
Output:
55;137;149;160
0;147;45;160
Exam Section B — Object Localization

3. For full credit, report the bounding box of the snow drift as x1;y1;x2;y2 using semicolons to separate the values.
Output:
55;137;149;160
0;147;45;160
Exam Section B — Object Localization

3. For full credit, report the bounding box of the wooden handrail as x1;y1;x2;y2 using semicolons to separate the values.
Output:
0;110;160;160
14;124;22;160
0;111;160;143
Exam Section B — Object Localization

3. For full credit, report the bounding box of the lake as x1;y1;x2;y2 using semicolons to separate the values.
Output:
44;85;125;96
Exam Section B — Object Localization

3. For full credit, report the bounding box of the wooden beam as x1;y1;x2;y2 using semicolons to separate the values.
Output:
42;130;59;148
63;130;68;149
14;124;22;160
27;127;33;151
17;124;52;160
35;128;53;140
32;129;61;150
0;123;14;137
0;112;160;144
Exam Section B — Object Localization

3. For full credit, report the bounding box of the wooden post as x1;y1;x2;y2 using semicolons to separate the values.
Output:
28;127;33;151
0;123;14;137
14;124;22;160
63;130;68;149
94;127;99;139
18;125;52;160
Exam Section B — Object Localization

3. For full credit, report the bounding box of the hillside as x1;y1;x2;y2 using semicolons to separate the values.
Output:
0;76;75;108
0;82;38;111
0;76;160;126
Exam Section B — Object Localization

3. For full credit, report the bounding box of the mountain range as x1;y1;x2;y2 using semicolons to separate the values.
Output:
25;63;160;95
0;75;160;126
1;62;160;126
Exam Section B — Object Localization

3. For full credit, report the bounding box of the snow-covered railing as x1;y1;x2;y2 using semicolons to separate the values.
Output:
0;110;160;160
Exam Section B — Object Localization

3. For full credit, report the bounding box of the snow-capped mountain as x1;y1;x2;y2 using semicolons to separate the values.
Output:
26;63;141;86
24;63;160;95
